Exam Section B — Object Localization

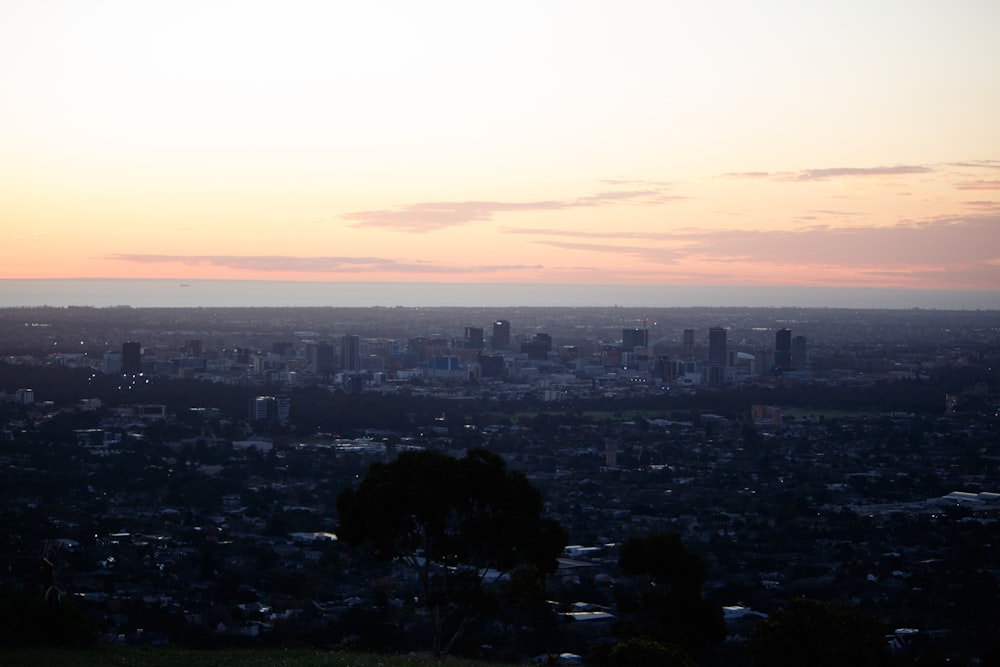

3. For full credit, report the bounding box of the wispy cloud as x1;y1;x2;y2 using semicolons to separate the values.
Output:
106;254;542;275
807;209;861;216
599;178;670;186
519;215;1000;288
721;165;933;182
949;160;1000;170
341;187;676;232
956;180;1000;190
962;200;1000;210
720;171;771;179
501;227;668;240
793;165;932;181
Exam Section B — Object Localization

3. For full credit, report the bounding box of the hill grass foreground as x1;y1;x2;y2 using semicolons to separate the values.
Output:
0;648;517;667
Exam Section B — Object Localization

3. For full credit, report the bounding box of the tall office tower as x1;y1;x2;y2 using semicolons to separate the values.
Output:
708;327;727;366
464;326;485;349
774;328;792;372
306;342;335;374
183;339;202;358
122;341;142;375
622;328;649;349
683;329;695;360
791;335;808;368
521;333;552;360
249;395;274;421
249;395;291;425
656;356;680;382
102;351;122;375
477;352;505;378
707;327;727;384
492;319;510;350
340;334;361;371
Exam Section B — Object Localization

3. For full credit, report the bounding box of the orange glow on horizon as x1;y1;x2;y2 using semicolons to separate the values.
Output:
1;2;998;302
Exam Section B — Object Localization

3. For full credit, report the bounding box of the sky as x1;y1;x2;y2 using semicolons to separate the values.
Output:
2;1;999;307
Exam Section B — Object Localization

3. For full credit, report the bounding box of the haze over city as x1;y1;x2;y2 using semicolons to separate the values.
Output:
2;1;999;309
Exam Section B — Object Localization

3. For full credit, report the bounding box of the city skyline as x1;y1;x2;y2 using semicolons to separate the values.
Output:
2;1;999;307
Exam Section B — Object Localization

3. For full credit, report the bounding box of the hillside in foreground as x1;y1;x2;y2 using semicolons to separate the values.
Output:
0;648;513;667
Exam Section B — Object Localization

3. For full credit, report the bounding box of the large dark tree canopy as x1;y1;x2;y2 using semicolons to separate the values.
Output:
336;447;566;656
616;532;724;655
337;448;565;573
619;531;707;597
746;598;889;667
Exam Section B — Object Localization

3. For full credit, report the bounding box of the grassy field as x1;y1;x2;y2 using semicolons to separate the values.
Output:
0;648;515;667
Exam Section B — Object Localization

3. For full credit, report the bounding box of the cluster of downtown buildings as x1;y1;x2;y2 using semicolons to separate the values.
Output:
61;319;817;432
88;321;811;406
1;306;997;660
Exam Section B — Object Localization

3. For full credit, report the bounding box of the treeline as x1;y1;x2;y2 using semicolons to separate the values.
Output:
2;362;994;438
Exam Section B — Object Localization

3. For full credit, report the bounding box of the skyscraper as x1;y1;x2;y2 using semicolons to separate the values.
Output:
707;327;727;385
683;329;695;361
183;339;202;358
492;319;510;350
306;342;335;374
249;395;291;425
464;326;484;349
708;327;727;367
792;335;808;368
622;328;648;349
775;328;792;372
122;341;142;375
477;352;505;378
340;334;361;371
521;333;552;360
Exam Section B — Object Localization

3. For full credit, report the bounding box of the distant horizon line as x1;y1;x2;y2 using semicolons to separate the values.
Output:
1;278;998;311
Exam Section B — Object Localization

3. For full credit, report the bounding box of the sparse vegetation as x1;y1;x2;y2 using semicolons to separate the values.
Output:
0;648;512;667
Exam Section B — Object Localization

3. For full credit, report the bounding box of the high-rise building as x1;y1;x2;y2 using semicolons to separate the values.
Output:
622;328;648;349
340;334;361;371
306;343;334;375
708;327;727;366
492;319;510;350
249;395;291;425
102;351;122;375
774;328;792;372
306;342;335;374
464;326;484;349
521;333;552;360
792;335;808;368
707;327;727;385
683;329;695;361
477;352;505;378
656;356;680;382
122;341;142;375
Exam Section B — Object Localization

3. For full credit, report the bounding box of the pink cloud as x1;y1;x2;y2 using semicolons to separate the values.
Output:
793;165;932;180
341;188;676;232
956;180;1000;190
518;215;1000;289
720;165;933;182
106;254;543;275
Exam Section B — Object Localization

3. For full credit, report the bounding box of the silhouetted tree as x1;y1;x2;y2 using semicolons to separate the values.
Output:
336;448;566;657
746;597;889;667
609;637;695;667
616;532;725;654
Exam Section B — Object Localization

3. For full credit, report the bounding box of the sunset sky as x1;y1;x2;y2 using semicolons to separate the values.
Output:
2;1;999;305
